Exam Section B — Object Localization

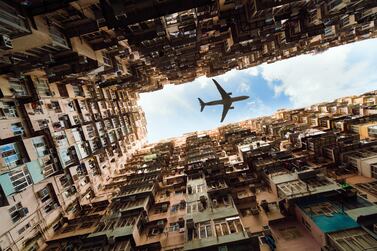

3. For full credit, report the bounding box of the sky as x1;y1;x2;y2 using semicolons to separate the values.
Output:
139;38;377;143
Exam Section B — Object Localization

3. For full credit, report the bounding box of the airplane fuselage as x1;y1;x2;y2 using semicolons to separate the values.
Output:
205;95;249;106
198;79;250;122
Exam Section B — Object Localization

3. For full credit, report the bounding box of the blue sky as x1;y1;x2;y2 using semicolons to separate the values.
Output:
139;38;377;142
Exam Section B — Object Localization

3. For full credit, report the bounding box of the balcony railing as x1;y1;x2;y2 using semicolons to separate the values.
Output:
0;3;30;37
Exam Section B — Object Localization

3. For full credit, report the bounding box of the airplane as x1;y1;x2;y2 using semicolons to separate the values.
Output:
198;79;249;122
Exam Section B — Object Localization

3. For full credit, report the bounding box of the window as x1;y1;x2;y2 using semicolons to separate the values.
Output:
11;122;24;136
0;143;21;168
371;164;377;179
50;101;62;112
0;101;18;118
215;221;230;236
214;217;243;236
18;222;31;235
32;137;47;157
189;184;205;194
9;80;28;96
9;202;28;223
37;187;51;203
10;167;33;192
34;78;50;96
197;221;212;239
37;119;49;130
72;85;84;97
0;1;29;36
9;202;22;222
53;221;63;232
196;184;205;193
168;222;180;232
44;200;58;214
187;202;198;214
154;203;169;214
42;161;57;177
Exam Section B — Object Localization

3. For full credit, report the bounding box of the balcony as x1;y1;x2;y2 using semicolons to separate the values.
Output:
327;0;349;13
0;142;25;172
184;217;251;251
0;101;18;120
0;2;31;38
137;219;167;247
11;21;69;58
115;183;155;200
114;196;150;213
50;215;101;241
42;161;58;178
233;187;257;210
207;180;228;193
209;194;239;219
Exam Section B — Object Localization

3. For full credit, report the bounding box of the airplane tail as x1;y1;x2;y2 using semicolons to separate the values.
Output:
198;98;206;112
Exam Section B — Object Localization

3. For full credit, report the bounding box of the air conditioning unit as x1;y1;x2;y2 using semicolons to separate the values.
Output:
0;35;12;50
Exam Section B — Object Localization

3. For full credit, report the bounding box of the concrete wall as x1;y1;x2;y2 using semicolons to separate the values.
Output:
294;204;326;247
0;177;62;251
358;156;377;178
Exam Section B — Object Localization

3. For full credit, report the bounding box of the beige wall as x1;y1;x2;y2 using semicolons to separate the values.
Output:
70;37;97;61
0;119;24;140
358;122;377;139
358;156;377;178
11;16;53;52
0;178;62;251
0;76;12;97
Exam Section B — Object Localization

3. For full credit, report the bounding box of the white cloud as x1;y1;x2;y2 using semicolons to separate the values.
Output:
246;98;272;116
261;39;377;107
243;67;259;76
217;69;240;83
237;82;250;93
139;84;195;117
194;76;213;89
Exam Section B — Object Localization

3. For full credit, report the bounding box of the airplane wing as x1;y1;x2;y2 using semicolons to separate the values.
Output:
212;79;230;100
220;102;232;122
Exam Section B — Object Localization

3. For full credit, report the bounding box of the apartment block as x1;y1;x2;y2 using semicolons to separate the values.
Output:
0;74;147;251
39;87;377;250
0;0;377;92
